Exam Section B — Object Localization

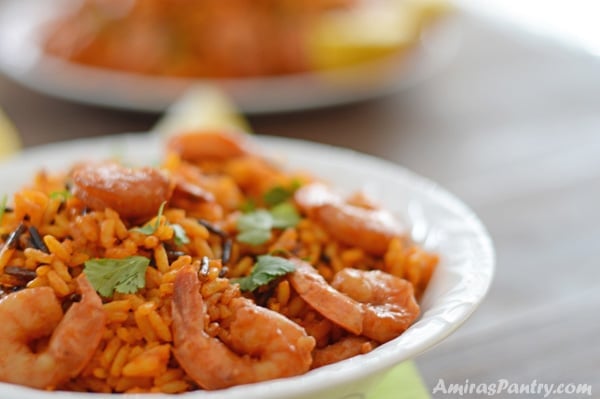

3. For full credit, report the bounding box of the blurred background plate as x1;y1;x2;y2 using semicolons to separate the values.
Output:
0;0;459;114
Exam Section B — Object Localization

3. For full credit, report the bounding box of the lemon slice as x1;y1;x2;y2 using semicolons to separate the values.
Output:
0;108;21;159
307;0;451;70
153;86;251;137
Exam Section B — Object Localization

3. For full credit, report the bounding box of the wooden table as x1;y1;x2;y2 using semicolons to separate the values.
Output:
1;11;598;396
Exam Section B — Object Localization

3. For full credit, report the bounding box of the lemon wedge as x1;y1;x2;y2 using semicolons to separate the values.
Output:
0;108;21;159
153;86;251;137
307;0;451;70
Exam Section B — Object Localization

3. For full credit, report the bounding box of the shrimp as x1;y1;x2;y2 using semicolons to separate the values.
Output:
171;265;316;390
71;162;175;220
331;268;420;343
166;130;254;163
288;259;419;343
170;161;245;211
0;274;106;389
288;259;364;336
294;182;406;255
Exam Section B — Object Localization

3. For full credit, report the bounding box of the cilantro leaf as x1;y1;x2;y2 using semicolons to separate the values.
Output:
236;204;300;246
263;181;301;207
0;194;7;225
235;255;296;292
236;209;273;245
270;202;301;229
263;186;291;207
131;201;167;235
239;198;256;213
49;190;72;201
237;209;272;231
129;203;191;247
237;228;272;245
84;256;150;297
171;223;190;246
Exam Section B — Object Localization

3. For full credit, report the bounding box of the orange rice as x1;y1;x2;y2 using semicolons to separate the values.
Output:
0;133;438;393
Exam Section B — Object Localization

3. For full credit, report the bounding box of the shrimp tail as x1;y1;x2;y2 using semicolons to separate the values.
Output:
171;265;237;390
48;274;107;381
171;265;207;348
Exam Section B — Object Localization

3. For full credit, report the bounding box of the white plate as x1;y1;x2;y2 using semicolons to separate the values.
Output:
0;0;459;114
0;133;494;398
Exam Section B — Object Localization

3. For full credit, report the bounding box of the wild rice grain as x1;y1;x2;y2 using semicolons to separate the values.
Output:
28;226;49;253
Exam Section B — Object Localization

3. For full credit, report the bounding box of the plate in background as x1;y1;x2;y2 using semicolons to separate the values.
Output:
0;0;459;114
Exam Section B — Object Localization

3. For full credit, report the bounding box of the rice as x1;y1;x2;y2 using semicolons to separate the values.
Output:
0;134;438;393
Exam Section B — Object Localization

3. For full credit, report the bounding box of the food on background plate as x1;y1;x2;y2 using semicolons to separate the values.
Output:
0;130;438;393
43;0;450;78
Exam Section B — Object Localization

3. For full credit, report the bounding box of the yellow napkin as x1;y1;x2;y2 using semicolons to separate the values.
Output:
0;108;21;158
369;361;431;399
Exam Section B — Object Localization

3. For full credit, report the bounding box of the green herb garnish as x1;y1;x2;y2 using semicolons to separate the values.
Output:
84;256;150;297
131;201;167;234
237;229;272;246
129;202;190;247
236;204;300;246
49;190;72;201
270;202;301;229
235;255;296;292
236;209;272;245
239;198;257;213
263;181;301;207
237;209;272;231
171;223;190;246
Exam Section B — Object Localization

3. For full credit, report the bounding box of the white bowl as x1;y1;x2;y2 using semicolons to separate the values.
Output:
0;133;494;398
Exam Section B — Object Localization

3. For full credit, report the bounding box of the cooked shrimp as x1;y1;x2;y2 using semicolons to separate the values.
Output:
0;274;106;389
170;161;244;211
224;156;291;199
294;182;406;255
172;175;216;203
288;258;364;336
166;130;254;162
332;268;420;343
289;259;419;343
71;162;175;220
171;265;315;390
